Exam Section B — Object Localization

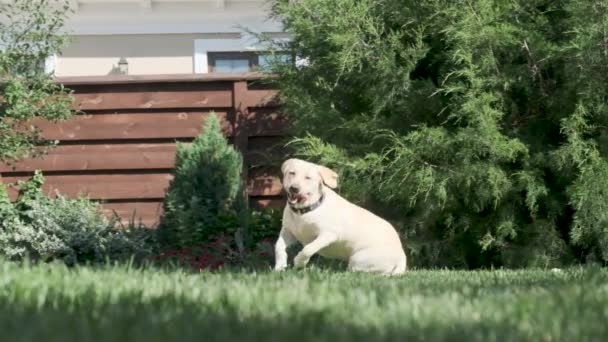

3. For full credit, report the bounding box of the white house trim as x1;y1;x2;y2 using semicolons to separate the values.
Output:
68;0;79;11
66;24;273;36
44;54;58;75
62;0;282;36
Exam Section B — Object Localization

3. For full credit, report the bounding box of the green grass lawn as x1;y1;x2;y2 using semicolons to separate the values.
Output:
0;260;606;342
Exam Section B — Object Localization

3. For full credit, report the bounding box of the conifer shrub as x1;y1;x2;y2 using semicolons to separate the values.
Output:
156;113;245;249
266;0;608;267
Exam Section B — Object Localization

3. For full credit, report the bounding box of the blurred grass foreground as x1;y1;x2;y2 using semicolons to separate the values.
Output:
0;260;606;341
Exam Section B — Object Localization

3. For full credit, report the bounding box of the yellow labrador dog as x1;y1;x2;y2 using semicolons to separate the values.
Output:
274;158;407;275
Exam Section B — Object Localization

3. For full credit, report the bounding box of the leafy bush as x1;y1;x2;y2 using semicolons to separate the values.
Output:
266;0;608;268
0;171;153;266
0;0;74;164
156;113;245;249
248;208;282;244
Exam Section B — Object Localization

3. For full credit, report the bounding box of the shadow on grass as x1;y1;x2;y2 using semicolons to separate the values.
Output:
139;243;349;275
0;295;549;342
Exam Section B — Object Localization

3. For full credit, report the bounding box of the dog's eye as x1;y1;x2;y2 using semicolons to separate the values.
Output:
305;176;312;180
289;171;296;176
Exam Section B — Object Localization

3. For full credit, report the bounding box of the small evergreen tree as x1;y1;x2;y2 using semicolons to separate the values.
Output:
156;113;245;249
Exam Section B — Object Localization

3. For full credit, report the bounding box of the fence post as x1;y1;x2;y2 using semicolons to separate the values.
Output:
232;80;250;253
232;80;249;205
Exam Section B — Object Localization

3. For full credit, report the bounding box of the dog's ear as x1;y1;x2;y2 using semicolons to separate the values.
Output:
318;165;338;189
281;159;296;175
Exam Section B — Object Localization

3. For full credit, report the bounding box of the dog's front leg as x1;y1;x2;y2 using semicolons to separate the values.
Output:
294;233;337;268
274;227;296;271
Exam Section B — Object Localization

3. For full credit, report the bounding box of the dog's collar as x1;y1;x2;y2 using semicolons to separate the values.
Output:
289;193;325;215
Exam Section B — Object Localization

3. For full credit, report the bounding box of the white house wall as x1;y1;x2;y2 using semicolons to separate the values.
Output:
56;33;242;76
53;0;285;76
63;2;282;35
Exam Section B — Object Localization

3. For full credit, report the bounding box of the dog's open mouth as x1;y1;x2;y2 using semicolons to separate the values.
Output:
287;192;306;204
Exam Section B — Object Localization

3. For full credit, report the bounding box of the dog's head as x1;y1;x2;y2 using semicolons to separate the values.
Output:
280;158;338;208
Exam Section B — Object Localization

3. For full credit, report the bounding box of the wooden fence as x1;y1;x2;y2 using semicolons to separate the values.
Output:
0;73;288;227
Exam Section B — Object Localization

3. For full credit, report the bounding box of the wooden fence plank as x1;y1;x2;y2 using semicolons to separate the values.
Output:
27;111;232;141
72;87;232;110
247;107;288;137
0;143;179;172
243;89;279;107
4;173;173;201
246;136;287;166
0;137;254;172
102;201;164;227
4;171;281;200
250;196;284;209
247;168;282;196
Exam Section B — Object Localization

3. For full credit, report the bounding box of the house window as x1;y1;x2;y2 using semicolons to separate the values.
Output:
258;53;293;70
194;36;295;74
207;51;292;73
208;52;256;73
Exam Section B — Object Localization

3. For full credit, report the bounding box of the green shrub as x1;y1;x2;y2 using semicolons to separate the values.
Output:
156;113;245;249
0;0;75;165
266;0;608;268
0;171;153;266
248;208;282;244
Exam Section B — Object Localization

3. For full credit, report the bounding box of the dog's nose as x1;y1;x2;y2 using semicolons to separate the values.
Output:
289;185;300;194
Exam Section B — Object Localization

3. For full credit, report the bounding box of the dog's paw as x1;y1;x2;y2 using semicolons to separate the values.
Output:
293;252;310;268
273;263;287;271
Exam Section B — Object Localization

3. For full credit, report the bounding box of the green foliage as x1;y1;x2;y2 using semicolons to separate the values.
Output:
247;208;282;243
0;0;74;164
0;172;153;265
267;0;608;267
156;113;245;248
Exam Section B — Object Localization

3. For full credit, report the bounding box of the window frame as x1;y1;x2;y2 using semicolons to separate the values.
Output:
194;35;298;74
206;50;293;73
207;51;259;73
